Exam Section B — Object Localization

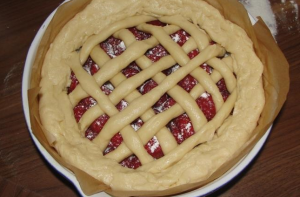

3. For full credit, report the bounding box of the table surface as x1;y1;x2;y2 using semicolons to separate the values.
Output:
0;0;299;196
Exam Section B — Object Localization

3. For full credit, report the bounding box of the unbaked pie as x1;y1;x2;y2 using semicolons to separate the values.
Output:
39;0;265;193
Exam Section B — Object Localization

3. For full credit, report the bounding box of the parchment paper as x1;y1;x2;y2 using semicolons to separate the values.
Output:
28;0;289;196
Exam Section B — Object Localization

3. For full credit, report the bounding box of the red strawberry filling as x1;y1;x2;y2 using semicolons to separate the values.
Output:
168;113;195;144
100;36;126;58
121;62;141;78
196;93;216;121
69;21;231;169
170;29;190;46
68;71;79;94
146;44;169;62
216;78;230;101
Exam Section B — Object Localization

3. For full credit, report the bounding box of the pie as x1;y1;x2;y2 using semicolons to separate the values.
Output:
38;0;265;194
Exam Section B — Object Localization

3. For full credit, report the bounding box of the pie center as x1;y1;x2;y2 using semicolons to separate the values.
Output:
68;19;232;169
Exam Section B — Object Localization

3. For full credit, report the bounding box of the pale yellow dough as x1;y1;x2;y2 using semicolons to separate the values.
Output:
39;0;265;192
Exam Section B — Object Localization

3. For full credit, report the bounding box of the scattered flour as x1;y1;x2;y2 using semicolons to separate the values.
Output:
200;92;209;98
172;33;180;43
104;82;114;91
118;41;126;51
150;136;160;153
106;43;116;58
289;0;299;21
239;0;278;36
239;0;300;37
274;0;300;33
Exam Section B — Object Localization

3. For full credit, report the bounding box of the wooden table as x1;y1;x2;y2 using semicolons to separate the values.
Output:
0;0;299;196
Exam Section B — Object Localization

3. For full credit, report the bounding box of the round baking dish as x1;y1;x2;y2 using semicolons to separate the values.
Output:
22;2;271;196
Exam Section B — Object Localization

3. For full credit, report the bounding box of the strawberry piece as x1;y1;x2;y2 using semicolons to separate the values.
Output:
73;104;87;122
146;44;169;62
162;64;180;76
68;71;79;94
188;49;199;59
120;155;142;169
74;97;97;122
85;114;110;140
90;64;99;75
122;62;141;78
83;57;99;75
200;63;213;75
103;132;124;155
216;78;230;101
195;92;216;121
144;136;164;159
131;118;144;131
89;114;110;133
138;79;158;94
170;29;190;46
152;94;176;114
100;36;126;58
101;82;114;95
168;114;195;144
128;27;151;41
116;99;129;111
147;20;166;26
178;74;197;93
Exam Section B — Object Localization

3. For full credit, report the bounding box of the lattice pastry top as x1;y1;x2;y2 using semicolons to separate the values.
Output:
39;0;265;193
